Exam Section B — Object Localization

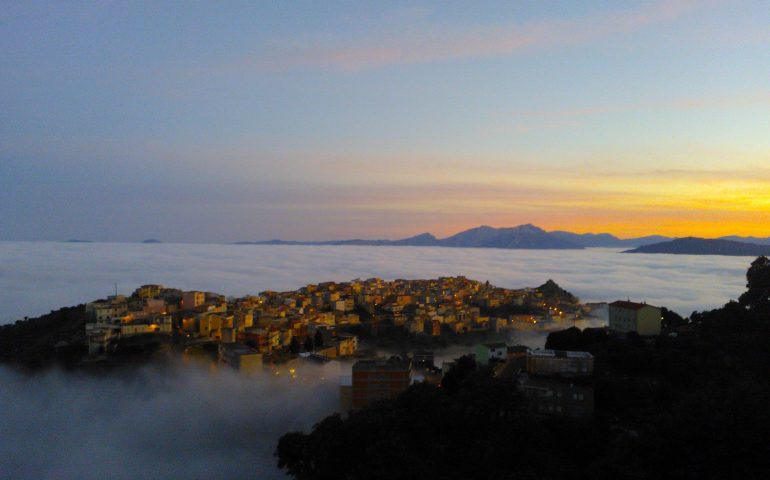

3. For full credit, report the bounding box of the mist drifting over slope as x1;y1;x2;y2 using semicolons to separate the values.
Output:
0;363;338;480
0;242;750;324
0;242;754;478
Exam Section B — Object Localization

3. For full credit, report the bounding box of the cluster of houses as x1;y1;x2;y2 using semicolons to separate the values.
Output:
84;283;359;369
341;345;595;417
85;284;176;356
343;299;664;418
84;276;583;361
258;275;581;337
84;278;663;418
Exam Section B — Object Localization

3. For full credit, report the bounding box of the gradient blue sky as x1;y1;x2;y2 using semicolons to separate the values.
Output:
2;0;769;242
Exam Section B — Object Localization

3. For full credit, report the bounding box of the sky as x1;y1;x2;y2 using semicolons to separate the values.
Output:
2;0;770;242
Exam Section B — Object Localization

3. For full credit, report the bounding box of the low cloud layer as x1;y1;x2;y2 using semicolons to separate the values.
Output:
0;242;753;478
0;363;338;480
0;242;750;324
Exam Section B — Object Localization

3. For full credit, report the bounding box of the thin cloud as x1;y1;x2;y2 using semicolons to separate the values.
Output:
312;0;697;70
217;0;700;73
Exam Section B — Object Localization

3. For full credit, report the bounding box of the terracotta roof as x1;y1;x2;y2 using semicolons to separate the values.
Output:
610;300;655;310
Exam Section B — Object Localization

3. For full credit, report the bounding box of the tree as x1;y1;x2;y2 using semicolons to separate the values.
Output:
303;336;314;352
275;431;314;480
441;354;476;394
289;336;300;354
662;307;687;330
739;256;770;319
545;326;582;350
314;329;324;348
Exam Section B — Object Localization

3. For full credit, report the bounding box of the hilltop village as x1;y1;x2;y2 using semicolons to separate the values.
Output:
83;277;587;368
3;273;673;423
76;275;670;420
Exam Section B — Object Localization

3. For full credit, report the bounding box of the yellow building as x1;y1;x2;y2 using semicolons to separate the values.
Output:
334;334;358;357
218;343;263;374
609;301;662;336
235;309;254;329
198;312;223;338
134;284;163;299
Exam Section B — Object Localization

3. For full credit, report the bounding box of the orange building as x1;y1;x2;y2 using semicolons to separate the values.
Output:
182;291;205;310
351;357;412;409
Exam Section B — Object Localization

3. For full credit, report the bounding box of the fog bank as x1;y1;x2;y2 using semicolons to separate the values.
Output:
0;363;338;479
0;242;750;324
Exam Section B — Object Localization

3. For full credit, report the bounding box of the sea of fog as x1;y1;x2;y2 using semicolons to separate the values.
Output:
0;363;338;480
0;241;755;479
0;241;752;324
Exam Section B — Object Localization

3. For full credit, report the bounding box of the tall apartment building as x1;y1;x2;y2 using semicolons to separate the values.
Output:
349;357;412;409
527;349;594;376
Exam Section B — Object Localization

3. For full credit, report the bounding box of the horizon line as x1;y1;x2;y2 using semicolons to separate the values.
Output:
4;223;770;244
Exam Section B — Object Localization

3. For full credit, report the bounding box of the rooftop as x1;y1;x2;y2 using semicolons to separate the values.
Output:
528;349;593;359
507;345;529;353
610;300;658;311
219;342;259;355
353;357;412;372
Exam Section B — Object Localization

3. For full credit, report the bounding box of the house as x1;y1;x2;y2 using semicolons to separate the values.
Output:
492;345;529;376
182;291;205;310
85;321;120;356
118;314;172;336
198;312;223;339
142;298;166;316
133;284;163;299
334;333;357;357
609;300;662;336
476;342;508;365
218;342;262;373
87;296;128;323
334;298;354;312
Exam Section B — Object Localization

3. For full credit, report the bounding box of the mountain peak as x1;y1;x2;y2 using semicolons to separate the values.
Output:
515;223;544;232
440;225;582;249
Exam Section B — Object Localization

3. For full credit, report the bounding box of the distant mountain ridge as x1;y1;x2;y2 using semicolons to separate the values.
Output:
549;231;671;248
237;224;684;250
718;235;770;246
438;224;579;249
624;237;770;256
